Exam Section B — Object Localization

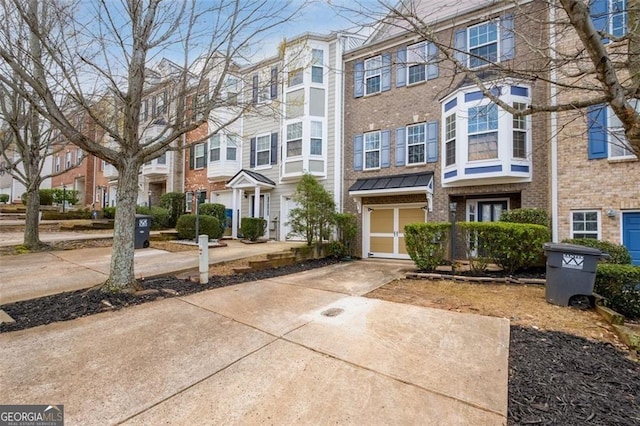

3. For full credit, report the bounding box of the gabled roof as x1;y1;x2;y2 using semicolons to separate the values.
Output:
227;169;276;188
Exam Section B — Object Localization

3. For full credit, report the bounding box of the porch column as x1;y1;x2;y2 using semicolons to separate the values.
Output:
253;186;261;218
231;188;238;239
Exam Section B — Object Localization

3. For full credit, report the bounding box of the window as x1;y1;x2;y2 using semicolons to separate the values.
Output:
55;156;60;172
185;191;193;212
192;94;208;122
157;152;166;165
289;68;303;87
364;56;381;95
609;106;635;159
571;211;599;239
154;92;166;116
286;122;303;157
227;135;239;161
258;86;270;103
407;123;426;164
76;148;83;165
445;114;456;166
312;49;323;84
407;42;426;84
590;0;627;38
225;76;239;106
513;102;527;159
194;143;206;168
209;135;221;162
310;121;323;155
256;135;271;166
140;99;148;121
66;152;72;169
468;104;498;161
364;131;381;169
468;22;498;68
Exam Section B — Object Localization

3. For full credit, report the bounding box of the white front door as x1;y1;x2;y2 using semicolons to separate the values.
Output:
364;205;426;259
251;194;270;237
282;197;305;241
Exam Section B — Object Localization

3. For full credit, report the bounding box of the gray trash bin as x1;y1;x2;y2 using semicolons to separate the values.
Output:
543;242;609;308
135;214;151;249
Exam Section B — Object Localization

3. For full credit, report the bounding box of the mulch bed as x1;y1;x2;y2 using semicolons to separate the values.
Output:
509;326;639;425
1;260;638;424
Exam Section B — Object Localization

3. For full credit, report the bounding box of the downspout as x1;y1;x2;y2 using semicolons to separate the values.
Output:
550;1;559;242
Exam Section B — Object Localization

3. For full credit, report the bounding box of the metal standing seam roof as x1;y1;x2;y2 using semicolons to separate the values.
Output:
348;172;434;192
227;169;276;186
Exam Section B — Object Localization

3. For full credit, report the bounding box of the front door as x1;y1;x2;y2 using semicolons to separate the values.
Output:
282;197;304;241
623;212;640;265
366;205;426;259
469;200;508;257
250;194;270;237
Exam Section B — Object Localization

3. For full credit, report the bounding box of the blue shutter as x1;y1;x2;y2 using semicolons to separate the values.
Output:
270;132;278;165
381;53;392;92
354;61;364;98
454;29;467;65
426;121;438;163
500;14;515;61
353;134;363;171
587;104;608;159
381;130;391;167
250;137;256;168
427;42;439;80
395;127;406;166
396;47;407;87
590;0;609;42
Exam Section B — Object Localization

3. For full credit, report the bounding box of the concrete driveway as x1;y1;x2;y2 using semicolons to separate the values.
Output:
0;261;509;425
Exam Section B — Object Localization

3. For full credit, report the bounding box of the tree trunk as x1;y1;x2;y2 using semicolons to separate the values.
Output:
103;161;142;292
23;186;40;250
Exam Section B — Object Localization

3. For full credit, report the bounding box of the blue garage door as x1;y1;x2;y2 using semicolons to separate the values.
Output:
623;212;640;265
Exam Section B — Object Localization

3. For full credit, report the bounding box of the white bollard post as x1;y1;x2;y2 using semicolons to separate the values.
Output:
198;234;209;284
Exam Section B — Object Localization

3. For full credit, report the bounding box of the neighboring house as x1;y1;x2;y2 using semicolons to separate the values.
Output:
553;0;639;264
51;113;107;209
0;144;52;203
342;0;551;259
226;32;365;240
104;59;185;207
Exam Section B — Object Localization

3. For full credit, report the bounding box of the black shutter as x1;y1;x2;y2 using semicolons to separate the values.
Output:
270;66;278;99
250;137;256;168
252;75;259;104
189;145;195;170
270;132;278;165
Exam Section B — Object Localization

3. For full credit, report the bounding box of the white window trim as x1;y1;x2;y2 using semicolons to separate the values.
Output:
364;56;382;96
570;210;601;240
194;142;206;169
608;104;637;160
364;131;381;170
185;191;193;213
445;113;456;167
209;135;221;162
55;156;60;173
467;103;499;162
406;41;426;85
255;133;272;168
512;102;529;159
310;120;323;157
311;48;324;85
467;20;500;69
286;121;303;159
406;122;427;165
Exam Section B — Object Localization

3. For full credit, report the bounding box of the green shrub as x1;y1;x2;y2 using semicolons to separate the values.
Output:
176;214;222;240
333;213;357;258
136;206;171;230
160;192;186;228
458;222;550;273
38;189;54;205
51;188;79;205
404;222;451;271
0;194;9;203
562;239;632;265
241;217;266;241
41;210;91;220
499;208;550;227
595;264;640;319
103;206;116;219
199;203;227;234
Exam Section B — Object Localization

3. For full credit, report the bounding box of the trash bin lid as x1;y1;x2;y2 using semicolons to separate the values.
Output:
543;242;604;256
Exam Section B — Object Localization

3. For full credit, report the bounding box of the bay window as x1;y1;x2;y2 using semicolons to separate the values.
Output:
286;122;303;157
468;104;499;161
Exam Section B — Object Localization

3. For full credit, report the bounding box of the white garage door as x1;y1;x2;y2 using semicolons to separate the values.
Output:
364;205;426;259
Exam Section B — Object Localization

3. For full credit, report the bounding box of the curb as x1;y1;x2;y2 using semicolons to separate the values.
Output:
405;272;546;286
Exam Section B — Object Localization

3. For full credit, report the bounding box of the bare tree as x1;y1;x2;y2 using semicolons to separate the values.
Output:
0;0;304;291
336;0;639;155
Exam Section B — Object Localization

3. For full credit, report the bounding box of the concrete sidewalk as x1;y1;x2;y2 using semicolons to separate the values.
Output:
0;261;509;425
0;240;303;304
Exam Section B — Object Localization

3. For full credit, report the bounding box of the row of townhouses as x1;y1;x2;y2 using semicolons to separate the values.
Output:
40;0;639;264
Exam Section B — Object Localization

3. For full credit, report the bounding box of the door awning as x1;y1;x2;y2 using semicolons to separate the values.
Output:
348;172;433;197
226;169;276;190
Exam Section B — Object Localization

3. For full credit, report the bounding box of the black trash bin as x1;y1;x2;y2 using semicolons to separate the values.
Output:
543;242;609;308
135;214;151;249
